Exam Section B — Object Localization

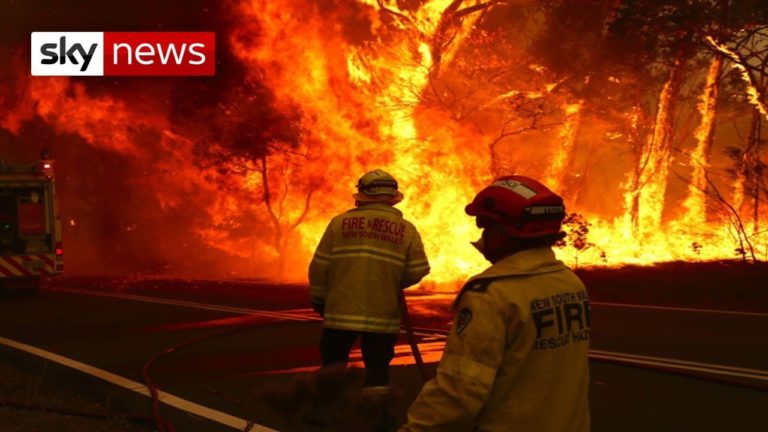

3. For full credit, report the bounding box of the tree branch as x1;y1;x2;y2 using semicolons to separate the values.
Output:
706;35;768;120
376;0;414;27
289;186;315;233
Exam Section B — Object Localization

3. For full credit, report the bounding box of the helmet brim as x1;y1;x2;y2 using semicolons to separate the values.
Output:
353;191;404;204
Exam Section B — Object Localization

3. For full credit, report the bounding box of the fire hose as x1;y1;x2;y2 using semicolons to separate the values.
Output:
142;316;272;432
399;290;433;382
143;292;431;431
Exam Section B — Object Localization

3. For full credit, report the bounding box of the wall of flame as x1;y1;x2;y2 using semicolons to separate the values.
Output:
0;0;765;284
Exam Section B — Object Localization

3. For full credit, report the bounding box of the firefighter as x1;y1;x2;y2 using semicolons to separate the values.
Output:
307;168;430;429
401;175;590;432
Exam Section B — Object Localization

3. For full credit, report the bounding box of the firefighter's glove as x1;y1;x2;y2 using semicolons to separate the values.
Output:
311;301;325;317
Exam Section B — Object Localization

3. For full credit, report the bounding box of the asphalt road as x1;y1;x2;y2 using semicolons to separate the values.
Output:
0;280;766;432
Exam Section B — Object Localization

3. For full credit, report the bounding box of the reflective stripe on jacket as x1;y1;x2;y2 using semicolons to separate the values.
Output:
308;203;430;333
401;247;590;432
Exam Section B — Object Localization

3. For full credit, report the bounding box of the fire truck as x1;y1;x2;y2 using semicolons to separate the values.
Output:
0;150;63;293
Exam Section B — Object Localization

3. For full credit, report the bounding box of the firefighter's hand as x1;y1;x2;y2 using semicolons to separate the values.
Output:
311;301;325;317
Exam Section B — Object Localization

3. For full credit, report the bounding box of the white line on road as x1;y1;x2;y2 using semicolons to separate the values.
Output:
46;287;768;382
591;349;768;382
590;349;768;376
0;335;278;432
53;287;768;319
47;287;322;321
591;302;768;318
47;287;448;338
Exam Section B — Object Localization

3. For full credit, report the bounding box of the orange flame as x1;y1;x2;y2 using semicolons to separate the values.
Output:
706;36;768;120
231;0;493;284
2;5;767;283
545;101;583;188
683;56;722;223
216;3;768;278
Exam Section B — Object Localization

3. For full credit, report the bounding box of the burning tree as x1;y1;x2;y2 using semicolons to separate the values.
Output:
603;0;709;235
134;1;768;274
3;0;768;281
169;56;315;278
708;25;768;236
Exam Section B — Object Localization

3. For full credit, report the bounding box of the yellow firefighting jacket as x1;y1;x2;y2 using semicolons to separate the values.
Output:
308;203;430;333
401;247;590;432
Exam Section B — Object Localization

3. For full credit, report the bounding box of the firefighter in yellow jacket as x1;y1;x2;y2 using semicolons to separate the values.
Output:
401;175;590;432
307;169;430;422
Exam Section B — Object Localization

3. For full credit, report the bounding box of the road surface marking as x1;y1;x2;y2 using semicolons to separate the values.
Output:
591;349;768;381
408;326;768;382
45;288;768;382
0;335;277;432
53;287;768;319
591;302;768;318
591;349;768;375
47;287;448;339
47;287;321;321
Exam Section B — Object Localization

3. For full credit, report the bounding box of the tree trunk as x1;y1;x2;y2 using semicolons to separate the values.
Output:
259;154;285;279
733;112;760;217
624;107;644;233
752;116;762;233
546;100;584;194
682;56;722;224
628;57;686;235
276;232;288;280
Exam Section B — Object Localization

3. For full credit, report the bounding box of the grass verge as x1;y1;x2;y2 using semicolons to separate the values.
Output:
0;356;149;432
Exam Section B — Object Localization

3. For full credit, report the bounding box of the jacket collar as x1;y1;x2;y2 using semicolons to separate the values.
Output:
452;247;567;308
348;203;403;217
470;247;566;281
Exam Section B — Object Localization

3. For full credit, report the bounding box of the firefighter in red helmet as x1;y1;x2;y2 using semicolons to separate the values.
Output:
401;175;590;432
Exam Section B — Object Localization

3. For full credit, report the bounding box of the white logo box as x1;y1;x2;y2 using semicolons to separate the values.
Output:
31;32;105;76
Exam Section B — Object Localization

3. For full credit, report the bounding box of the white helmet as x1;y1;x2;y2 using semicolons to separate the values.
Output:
353;169;404;204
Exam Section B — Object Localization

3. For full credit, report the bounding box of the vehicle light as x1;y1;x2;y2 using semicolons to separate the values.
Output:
38;159;55;179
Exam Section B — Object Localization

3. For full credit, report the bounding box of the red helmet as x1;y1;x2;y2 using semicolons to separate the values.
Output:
465;175;566;239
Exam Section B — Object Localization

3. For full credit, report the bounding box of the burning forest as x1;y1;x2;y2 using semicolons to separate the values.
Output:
1;0;767;285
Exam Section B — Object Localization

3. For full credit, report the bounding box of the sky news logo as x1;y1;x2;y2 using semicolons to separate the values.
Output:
31;32;215;76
